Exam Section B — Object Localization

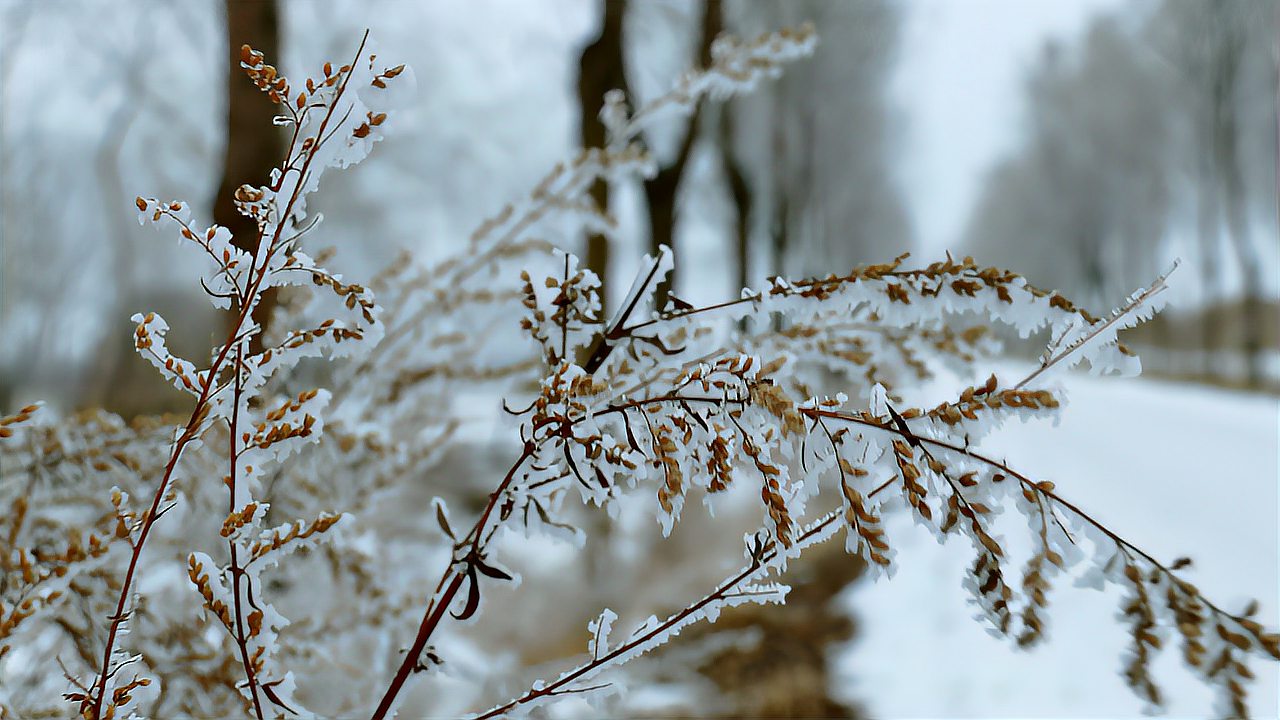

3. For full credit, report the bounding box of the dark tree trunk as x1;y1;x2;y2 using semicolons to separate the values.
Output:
575;1;631;581
643;0;722;311
720;106;752;297
215;0;283;349
577;0;629;315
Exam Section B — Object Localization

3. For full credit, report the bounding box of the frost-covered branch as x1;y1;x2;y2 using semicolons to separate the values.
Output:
3;20;1276;720
73;31;407;720
472;513;842;719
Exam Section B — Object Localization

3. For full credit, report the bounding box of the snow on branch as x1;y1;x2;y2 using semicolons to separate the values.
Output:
2;22;1276;720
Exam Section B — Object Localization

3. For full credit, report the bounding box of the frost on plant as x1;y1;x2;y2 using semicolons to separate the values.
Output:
1;23;1277;720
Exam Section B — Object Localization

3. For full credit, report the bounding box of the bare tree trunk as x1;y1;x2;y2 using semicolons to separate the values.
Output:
1219;136;1265;387
575;0;631;582
768;114;794;335
577;0;628;315
720;106;752;296
643;0;722;311
215;0;283;351
644;126;698;310
770;121;791;287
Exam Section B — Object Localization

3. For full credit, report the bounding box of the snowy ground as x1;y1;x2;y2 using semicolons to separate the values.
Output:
837;367;1279;718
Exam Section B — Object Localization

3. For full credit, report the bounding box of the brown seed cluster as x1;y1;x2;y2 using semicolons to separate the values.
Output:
520;261;603;366
2;494;119;662
763;253;1106;333
1121;561;1165;705
971;548;1014;634
66;674;151;720
248;512;343;562
927;375;1059;426
220;503;260;539
838;464;891;568
187;555;234;631
740;435;792;548
891;440;932;524
1108;560;1280;715
309;270;378;326
749;382;806;437
1016;551;1056;648
0;403;38;439
705;429;734;493
240;44;301;106
653;424;684;516
238;389;321;455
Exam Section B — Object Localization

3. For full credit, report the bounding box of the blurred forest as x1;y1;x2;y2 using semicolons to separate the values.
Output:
0;1;1276;717
965;0;1279;390
1;0;1276;416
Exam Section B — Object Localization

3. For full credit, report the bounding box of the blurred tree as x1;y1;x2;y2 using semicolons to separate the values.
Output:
967;3;1277;388
1;2;219;415
968;24;1172;310
1148;0;1276;386
720;102;753;296
215;0;284;350
727;0;911;282
641;0;722;310
577;0;628;315
577;0;721;311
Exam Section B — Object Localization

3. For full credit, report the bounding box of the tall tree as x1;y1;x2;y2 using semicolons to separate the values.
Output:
576;0;629;314
215;0;284;348
720;103;753;295
733;0;911;281
967;23;1173;309
1149;0;1275;385
639;0;723;310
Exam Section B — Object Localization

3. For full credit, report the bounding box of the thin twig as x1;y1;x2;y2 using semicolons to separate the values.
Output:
88;31;371;720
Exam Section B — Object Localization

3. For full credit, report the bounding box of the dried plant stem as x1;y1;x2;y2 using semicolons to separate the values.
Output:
473;392;1260;717
1015;265;1174;390
349;164;589;389
473;559;778;717
88;35;369;719
474;501;861;719
91;352;234;720
369;442;536;720
228;347;266;720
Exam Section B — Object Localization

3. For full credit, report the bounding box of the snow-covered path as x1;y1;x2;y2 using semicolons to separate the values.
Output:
838;370;1279;717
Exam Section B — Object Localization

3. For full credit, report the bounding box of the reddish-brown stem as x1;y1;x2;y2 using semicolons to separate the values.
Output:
228;346;266;720
368;572;465;720
619;264;946;337
474;562;769;718
88;33;369;720
369;443;535;720
90;365;230;719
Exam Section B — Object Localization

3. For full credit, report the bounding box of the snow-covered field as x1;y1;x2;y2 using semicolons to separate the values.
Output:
838;368;1279;718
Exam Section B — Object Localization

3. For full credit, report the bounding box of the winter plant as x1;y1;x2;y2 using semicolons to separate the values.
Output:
2;25;1278;720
